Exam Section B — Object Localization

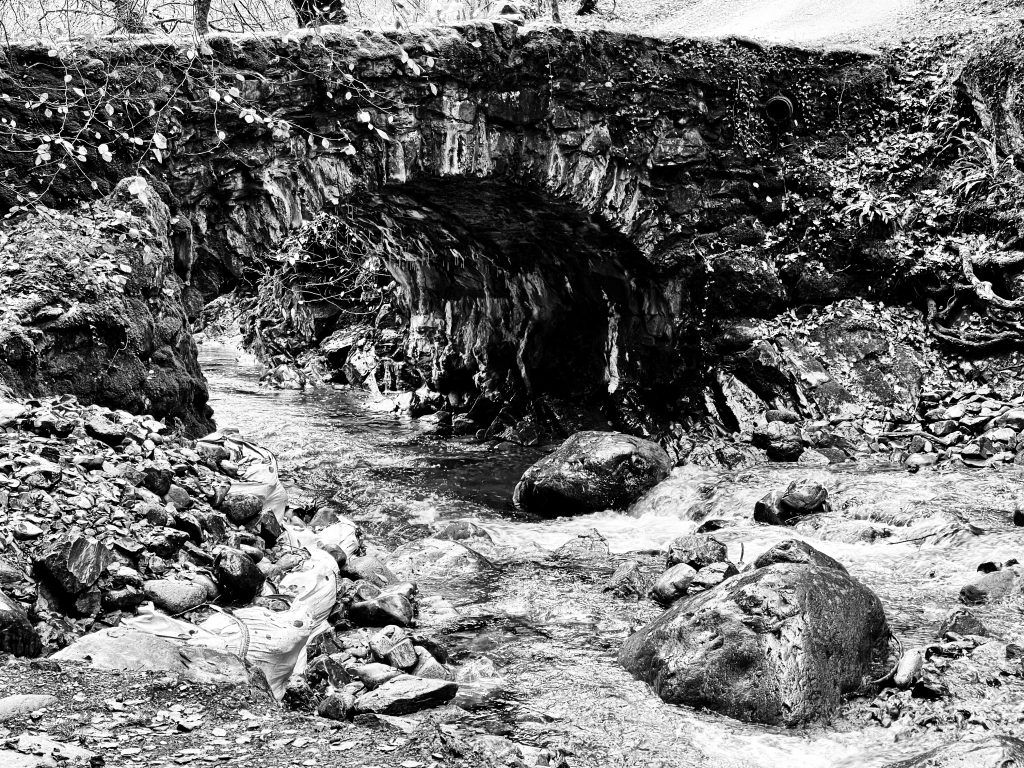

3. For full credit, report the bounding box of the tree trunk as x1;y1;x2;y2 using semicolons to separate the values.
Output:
112;0;152;33
291;0;348;26
194;0;212;34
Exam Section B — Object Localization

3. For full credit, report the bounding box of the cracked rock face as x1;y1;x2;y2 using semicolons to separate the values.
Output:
619;554;889;725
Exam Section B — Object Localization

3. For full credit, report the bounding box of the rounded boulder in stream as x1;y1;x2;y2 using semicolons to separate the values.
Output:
619;540;889;725
512;430;671;516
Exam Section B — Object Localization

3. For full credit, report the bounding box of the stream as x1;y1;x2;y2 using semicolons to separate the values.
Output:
200;341;1024;768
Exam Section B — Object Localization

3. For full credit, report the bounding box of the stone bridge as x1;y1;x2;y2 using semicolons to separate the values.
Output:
0;22;894;437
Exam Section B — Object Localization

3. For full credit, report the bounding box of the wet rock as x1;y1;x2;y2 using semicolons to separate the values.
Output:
883;735;1024;768
650;563;697;605
665;534;727;571
215;548;265;604
604;560;650;599
84;415;127;446
352;674;458;716
412;646;451;680
513;431;671;516
349;594;414;627
0;589;41;657
386;539;489;581
553;529;610;561
754;481;829;525
959;568;1019;604
144;578;209;614
11;521;43;541
938;606;988;638
893;648;924;687
620;553;889;725
52;627;249;686
752;539;847;573
33;533;108;598
435;520;492;542
252;509;283;547
342;556;398;588
369;625;418;670
752;421;804;461
0;694;57;721
221;493;263;524
689;561;739;592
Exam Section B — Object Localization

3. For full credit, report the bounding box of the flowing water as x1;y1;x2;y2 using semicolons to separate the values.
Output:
200;341;1024;768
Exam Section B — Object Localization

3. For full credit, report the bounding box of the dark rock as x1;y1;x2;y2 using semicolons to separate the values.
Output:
938;606;988;638
140;503;172;527
512;431;671;516
143;578;209;614
753;539;847;573
689;561;739;592
0;589;41;657
883;735;1024;768
142;467;173;497
603;560;650;599
84;415;127;446
650;563;696;605
251;509;283;547
215;548;265;604
755;481;829;525
317;692;355;721
352;675;458;716
172;512;204;544
34;533;108;597
752;421;804;461
619;558;889;725
141;527;191;558
221;493;263;524
666;534;727;571
341;556;398;589
349;594;414;627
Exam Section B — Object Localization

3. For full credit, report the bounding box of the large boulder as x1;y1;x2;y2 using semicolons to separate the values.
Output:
619;548;888;725
513;431;671;516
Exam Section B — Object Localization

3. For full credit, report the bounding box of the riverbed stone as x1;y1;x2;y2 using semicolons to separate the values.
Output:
352;674;458;716
651;563;697;605
689;561;739;592
342;556;398;588
512;431;671;516
221;493;263;523
959;568;1019;604
619;554;889;725
938;606;988;638
0;694;57;721
604;560;650;599
883;734;1024;767
349;594;414;627
33;533;108;598
369;625;418;670
665;534;727;570
752;539;847;572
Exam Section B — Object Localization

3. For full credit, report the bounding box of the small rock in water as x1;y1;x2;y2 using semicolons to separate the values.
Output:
603;560;649;599
650;563;696;605
435;520;492;542
412;646;450;680
938;606;987;638
553;529;610;560
689;561;739;592
665;534;727;571
959;569;1018;604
